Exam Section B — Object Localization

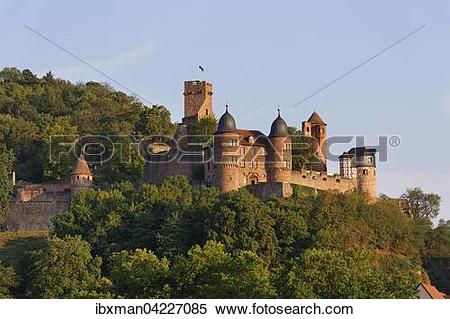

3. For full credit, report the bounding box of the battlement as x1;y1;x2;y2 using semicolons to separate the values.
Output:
291;169;356;193
183;80;213;124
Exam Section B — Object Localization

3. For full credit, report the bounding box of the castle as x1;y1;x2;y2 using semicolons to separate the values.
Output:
1;154;93;231
144;80;377;201
2;79;377;231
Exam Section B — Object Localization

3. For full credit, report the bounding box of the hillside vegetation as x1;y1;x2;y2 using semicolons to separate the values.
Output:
0;68;449;299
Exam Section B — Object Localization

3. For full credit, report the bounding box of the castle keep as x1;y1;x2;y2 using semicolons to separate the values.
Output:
144;80;377;200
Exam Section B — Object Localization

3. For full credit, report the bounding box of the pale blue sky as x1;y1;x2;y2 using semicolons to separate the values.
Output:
1;0;449;220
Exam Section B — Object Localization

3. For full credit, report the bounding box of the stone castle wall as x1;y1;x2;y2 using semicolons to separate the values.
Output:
3;200;70;231
291;169;356;193
144;158;194;185
246;182;293;201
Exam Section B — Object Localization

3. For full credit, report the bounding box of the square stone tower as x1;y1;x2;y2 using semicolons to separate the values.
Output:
182;80;213;127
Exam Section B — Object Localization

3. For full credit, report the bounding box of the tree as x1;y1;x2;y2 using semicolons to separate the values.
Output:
0;146;14;223
208;189;278;264
25;236;111;298
282;248;418;298
40;115;78;181
422;220;450;294
400;187;441;221
0;262;17;298
110;249;171;298
0;67;174;184
135;105;176;137
291;129;320;171
266;197;309;260
172;241;276;298
188;116;217;137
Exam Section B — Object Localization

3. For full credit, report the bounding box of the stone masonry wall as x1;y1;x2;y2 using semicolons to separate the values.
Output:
246;182;293;201
3;201;70;231
291;169;356;193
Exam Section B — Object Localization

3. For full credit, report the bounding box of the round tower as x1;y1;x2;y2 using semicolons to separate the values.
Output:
69;153;93;200
213;106;241;192
354;147;377;202
267;110;292;183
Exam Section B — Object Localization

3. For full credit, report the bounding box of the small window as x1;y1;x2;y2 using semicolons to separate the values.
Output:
307;127;310;133
363;169;368;175
336;179;340;183
206;109;209;116
302;175;306;179
322;177;327;181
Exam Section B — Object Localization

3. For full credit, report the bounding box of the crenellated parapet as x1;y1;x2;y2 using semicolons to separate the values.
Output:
291;169;357;193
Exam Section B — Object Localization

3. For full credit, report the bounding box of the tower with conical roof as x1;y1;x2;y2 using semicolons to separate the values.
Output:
267;109;292;183
302;111;327;172
212;105;241;192
69;153;93;200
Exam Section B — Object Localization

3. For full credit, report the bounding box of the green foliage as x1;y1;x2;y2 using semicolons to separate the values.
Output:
110;249;171;298
401;187;441;221
282;248;418;298
2;67;449;299
0;262;17;298
188;116;217;137
48;177;448;299
422;220;450;294
0;67;175;183
0;146;14;223
25;236;111;298
172;241;276;298
208;189;278;264
135;105;176;136
291;130;320;171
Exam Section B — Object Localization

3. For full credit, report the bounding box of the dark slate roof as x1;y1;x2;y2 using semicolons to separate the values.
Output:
216;106;237;133
307;111;326;125
339;147;377;158
269;111;288;137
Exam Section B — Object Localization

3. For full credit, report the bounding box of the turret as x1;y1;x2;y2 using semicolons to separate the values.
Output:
267;110;291;183
302;111;327;172
69;153;93;199
212;105;240;192
341;147;377;202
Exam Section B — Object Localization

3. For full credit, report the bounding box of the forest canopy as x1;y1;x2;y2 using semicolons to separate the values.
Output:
0;68;449;299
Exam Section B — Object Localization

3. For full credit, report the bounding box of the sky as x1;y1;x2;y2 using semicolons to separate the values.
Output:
1;0;449;221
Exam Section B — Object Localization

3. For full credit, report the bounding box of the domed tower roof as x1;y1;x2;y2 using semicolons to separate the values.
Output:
70;153;92;176
269;109;288;137
307;111;326;125
216;105;237;133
